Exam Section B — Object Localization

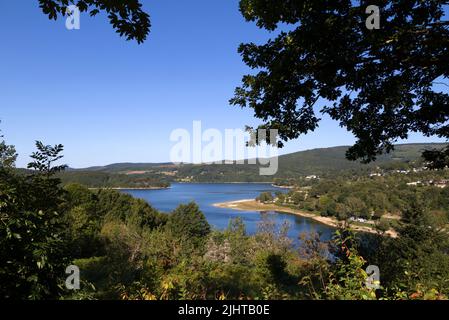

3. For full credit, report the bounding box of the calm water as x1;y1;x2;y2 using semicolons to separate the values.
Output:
122;183;334;242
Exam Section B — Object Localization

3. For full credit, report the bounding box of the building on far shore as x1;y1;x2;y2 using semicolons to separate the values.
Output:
432;180;449;188
369;173;383;177
407;180;448;188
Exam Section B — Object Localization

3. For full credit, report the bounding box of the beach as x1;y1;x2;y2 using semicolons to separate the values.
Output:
213;199;398;238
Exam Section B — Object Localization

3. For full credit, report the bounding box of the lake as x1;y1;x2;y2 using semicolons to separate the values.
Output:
122;183;334;243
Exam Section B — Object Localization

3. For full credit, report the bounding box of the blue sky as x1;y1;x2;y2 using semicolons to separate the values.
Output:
0;0;446;168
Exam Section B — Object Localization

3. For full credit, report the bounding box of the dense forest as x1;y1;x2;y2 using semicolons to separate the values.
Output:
260;170;449;234
57;171;170;189
2;135;449;300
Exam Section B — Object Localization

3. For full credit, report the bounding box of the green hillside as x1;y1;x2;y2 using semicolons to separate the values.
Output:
274;143;448;177
57;171;171;189
65;143;447;184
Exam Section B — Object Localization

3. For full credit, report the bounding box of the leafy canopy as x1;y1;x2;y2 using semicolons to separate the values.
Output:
232;0;449;164
0;128;17;169
38;0;150;43
28;141;68;177
166;202;211;248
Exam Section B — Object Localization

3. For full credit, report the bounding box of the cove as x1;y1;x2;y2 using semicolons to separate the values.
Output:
122;183;335;242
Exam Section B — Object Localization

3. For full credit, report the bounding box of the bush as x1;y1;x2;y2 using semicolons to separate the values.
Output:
256;192;274;203
166;202;211;249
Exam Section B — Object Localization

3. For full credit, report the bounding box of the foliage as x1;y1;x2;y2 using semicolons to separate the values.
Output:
58;171;170;189
232;0;449;165
28;141;68;177
0;141;71;299
37;0;150;43
324;230;377;300
256;192;274;203
282;170;449;225
2;133;449;300
165;202;211;249
361;200;449;298
423;146;449;169
0;128;17;169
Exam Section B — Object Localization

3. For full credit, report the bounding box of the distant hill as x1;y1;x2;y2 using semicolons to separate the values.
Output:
67;143;447;183
79;162;175;172
272;143;448;177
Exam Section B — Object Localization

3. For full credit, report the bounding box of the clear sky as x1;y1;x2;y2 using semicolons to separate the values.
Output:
0;0;446;168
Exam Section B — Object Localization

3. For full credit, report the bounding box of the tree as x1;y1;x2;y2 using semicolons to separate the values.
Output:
366;200;449;298
324;230;378;300
37;0;150;43
335;203;349;221
28;141;68;177
345;196;367;218
291;192;305;205
274;191;286;204
423;146;449;169
0;128;17;169
0;142;71;299
257;192;274;203
231;0;449;165
166;202;211;248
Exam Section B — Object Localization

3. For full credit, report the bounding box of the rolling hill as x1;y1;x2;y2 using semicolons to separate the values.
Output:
62;143;447;184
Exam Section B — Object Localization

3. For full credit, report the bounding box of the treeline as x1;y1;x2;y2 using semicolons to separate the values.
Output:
57;171;170;189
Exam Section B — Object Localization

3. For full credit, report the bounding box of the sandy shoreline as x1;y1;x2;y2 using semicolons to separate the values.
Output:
271;184;295;189
89;186;170;190
214;199;398;238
